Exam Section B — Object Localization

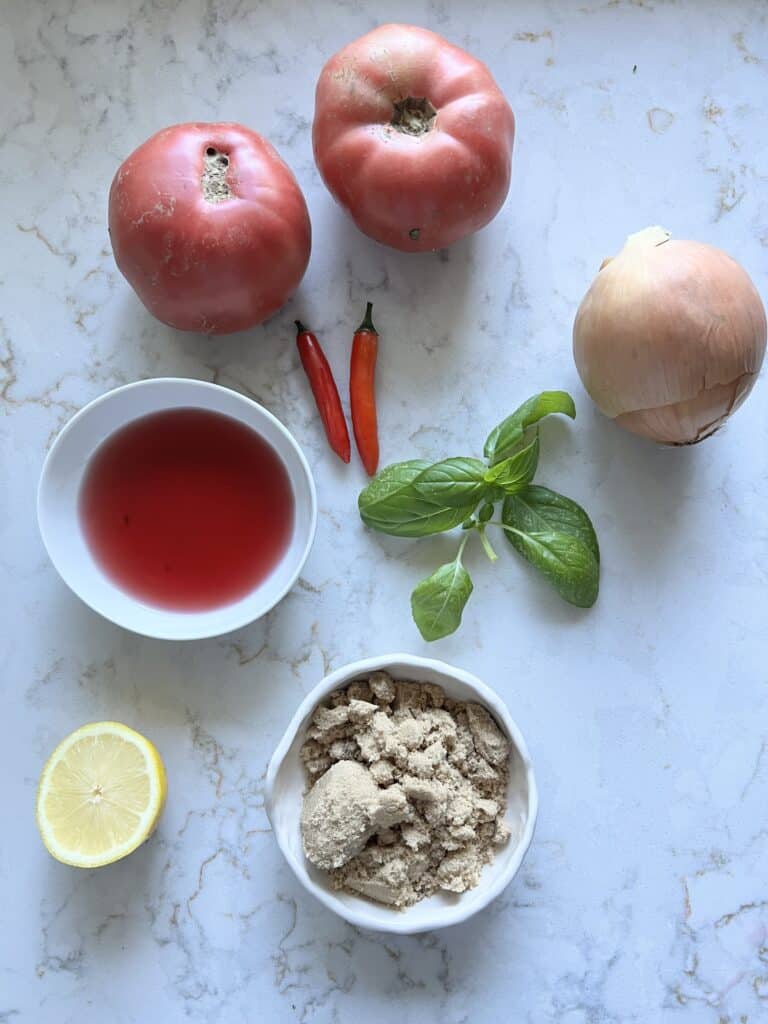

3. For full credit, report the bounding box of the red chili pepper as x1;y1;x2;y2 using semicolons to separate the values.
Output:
350;301;379;476
295;320;350;463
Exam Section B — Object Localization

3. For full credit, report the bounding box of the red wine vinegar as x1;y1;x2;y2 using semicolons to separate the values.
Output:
79;407;294;611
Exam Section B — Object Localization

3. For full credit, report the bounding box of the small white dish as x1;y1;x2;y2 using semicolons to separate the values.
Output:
265;653;538;934
37;378;317;640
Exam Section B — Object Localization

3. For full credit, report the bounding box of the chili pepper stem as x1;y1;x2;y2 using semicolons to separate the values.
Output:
356;302;376;333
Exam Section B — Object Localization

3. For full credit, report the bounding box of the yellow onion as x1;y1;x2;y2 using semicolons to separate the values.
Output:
573;226;766;444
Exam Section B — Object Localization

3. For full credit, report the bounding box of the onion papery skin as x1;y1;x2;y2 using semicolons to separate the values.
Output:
573;228;766;445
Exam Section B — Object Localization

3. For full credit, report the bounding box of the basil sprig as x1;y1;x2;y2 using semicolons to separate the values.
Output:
358;391;599;640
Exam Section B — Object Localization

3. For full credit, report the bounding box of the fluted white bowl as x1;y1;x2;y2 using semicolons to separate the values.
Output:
265;653;538;934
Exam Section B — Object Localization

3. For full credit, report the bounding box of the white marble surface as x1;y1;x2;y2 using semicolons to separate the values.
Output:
1;0;767;1020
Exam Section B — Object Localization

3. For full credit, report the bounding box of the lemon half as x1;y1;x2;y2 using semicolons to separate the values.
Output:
36;722;167;868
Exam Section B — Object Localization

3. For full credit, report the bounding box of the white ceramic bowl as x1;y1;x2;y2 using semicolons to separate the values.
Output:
37;378;317;640
265;654;538;934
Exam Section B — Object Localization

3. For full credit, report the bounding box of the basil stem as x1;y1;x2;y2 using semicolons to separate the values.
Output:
477;525;498;562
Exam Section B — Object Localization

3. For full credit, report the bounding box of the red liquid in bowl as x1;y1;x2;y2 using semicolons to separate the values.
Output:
78;408;295;611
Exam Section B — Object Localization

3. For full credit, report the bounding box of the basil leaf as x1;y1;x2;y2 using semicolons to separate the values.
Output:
502;485;600;564
413;457;489;508
411;557;473;641
359;460;477;538
359;460;430;511
501;527;599;607
502;486;599;606
484;434;539;493
484;391;576;465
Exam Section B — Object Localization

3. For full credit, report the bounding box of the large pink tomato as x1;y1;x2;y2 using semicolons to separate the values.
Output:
313;24;515;252
108;123;311;334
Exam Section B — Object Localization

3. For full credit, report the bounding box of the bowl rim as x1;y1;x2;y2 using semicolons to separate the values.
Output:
265;652;539;934
36;376;318;641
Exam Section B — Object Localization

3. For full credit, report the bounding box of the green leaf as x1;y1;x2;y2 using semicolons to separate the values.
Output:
501;486;599;606
411;556;474;641
412;457;489;508
359;460;477;538
484;434;540;493
502;485;600;564
501;527;599;607
484;391;576;465
359;460;430;511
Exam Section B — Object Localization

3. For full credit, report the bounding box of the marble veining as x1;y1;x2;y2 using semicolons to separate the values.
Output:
1;0;767;1021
